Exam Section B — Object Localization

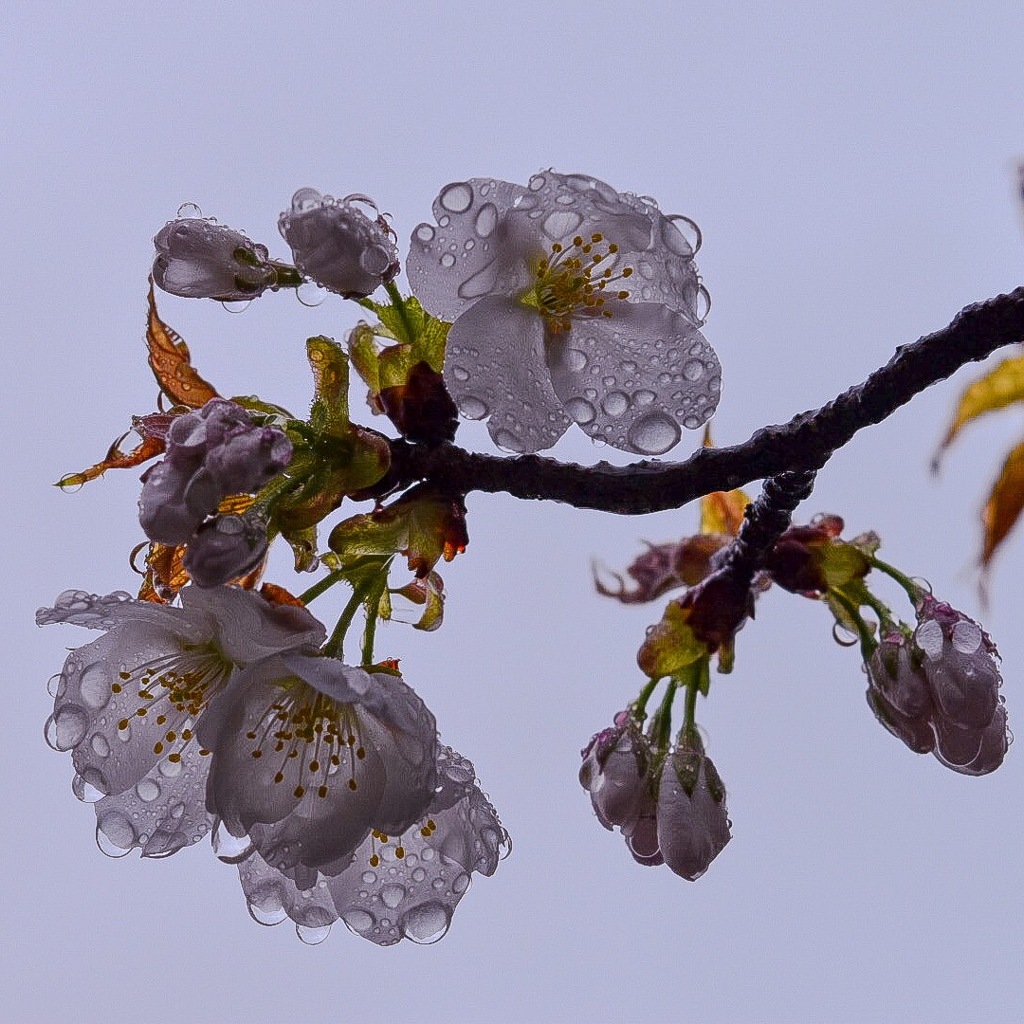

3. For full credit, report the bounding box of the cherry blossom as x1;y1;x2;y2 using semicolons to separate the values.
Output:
407;170;720;455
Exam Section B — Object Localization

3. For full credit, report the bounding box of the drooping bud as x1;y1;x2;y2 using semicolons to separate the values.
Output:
579;711;650;831
183;512;269;588
279;189;399;298
153;218;277;301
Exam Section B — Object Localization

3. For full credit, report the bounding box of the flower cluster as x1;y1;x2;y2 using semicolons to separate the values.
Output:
866;596;1008;775
38;588;507;944
580;710;730;880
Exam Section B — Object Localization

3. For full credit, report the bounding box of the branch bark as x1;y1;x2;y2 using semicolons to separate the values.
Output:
389;285;1024;514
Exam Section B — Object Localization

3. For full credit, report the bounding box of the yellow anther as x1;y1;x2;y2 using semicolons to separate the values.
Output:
153;742;164;755
294;785;305;799
168;752;181;763
111;683;122;693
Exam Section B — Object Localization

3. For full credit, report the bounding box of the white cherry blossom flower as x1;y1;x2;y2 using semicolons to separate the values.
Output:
199;653;438;888
279;188;399;298
38;587;326;858
407;171;721;455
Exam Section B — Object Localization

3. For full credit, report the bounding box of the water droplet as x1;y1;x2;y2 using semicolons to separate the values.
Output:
621;359;638;373
90;733;110;758
915;619;944;660
627;412;681;455
361;871;377;884
451;365;470;382
634;390;655;406
602;375;616;387
458;396;488;419
682;413;702;429
601;391;629;417
660;216;695;257
420;847;436;862
72;771;106;803
290;187;322;214
474;202;498;237
682;359;705;381
414;223;435;243
564;397;596;424
439;182;473;213
360;244;392;275
528;174;546;191
401;902;452;944
46;673;65;699
542;210;582;239
451;872;471;894
952;620;983;654
213;821;253;863
45;705;88;750
342;909;375;934
440;252;456;269
78;664;110;709
411;867;427;883
380;884;407;909
135;778;160;802
494;428;523;452
176;202;202;219
96;812;136;857
158;757;182;778
220;299;251;314
296;923;332;945
296;281;326;307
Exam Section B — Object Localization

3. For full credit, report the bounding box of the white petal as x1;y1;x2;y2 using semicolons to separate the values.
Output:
237;850;338;941
443;294;571;453
406;177;530;321
547;303;721;455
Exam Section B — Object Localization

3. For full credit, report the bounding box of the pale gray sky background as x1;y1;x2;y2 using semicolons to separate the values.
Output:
4;3;1024;1022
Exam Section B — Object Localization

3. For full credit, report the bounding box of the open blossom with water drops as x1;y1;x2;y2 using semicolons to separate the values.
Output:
232;746;509;945
866;596;1008;775
407;170;721;455
278;188;399;298
138;398;292;549
153;217;278;301
37;587;325;859
198;652;438;890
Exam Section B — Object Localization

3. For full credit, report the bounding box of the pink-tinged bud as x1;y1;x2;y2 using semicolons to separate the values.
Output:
279;189;399;298
865;600;1009;776
579;711;649;831
656;737;731;881
153;218;276;301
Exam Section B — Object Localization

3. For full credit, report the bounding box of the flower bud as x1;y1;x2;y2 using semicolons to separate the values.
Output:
279;189;398;298
579;711;649;831
153;218;276;300
183;512;269;588
656;736;731;881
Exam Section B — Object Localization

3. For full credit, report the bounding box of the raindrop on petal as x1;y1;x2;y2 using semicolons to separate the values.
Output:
46;705;88;750
401;902;452;944
439;182;474;213
627;411;682;455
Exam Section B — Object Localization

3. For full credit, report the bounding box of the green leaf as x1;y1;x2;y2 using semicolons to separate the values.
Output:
306;336;350;435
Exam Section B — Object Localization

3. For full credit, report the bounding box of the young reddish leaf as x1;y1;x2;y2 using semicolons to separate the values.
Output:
934;352;1024;465
981;438;1024;567
145;282;219;408
259;582;306;608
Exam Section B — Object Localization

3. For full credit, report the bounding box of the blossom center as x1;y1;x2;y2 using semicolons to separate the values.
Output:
520;233;634;333
115;644;233;760
245;681;367;800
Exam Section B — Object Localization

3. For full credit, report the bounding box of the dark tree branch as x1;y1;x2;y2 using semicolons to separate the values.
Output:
389;285;1024;515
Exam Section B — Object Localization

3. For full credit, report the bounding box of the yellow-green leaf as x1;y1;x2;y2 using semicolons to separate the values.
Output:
700;488;750;536
306;336;349;435
935;353;1024;463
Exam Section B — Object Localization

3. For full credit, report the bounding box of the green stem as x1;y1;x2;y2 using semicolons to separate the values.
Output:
828;587;876;662
298;570;345;605
323;582;371;660
633;678;660;721
683;673;700;733
870;556;926;604
648;680;679;753
360;573;390;666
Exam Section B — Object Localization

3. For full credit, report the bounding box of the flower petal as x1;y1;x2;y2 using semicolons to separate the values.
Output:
406;177;530;321
443;294;571;452
547;303;721;454
237;850;338;943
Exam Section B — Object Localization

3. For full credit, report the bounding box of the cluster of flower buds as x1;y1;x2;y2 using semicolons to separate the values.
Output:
580;708;731;880
866;596;1009;775
138;398;292;587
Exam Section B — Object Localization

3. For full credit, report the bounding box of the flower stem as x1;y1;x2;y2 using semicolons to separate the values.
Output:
384;280;416;342
633;677;660;721
323;582;371;659
298;569;344;605
828;587;876;661
870;556;926;604
648;680;679;752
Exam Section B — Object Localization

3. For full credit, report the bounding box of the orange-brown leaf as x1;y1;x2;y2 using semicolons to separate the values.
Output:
981;438;1024;566
935;353;1024;464
259;582;306;607
138;542;190;603
58;429;165;488
146;281;219;408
